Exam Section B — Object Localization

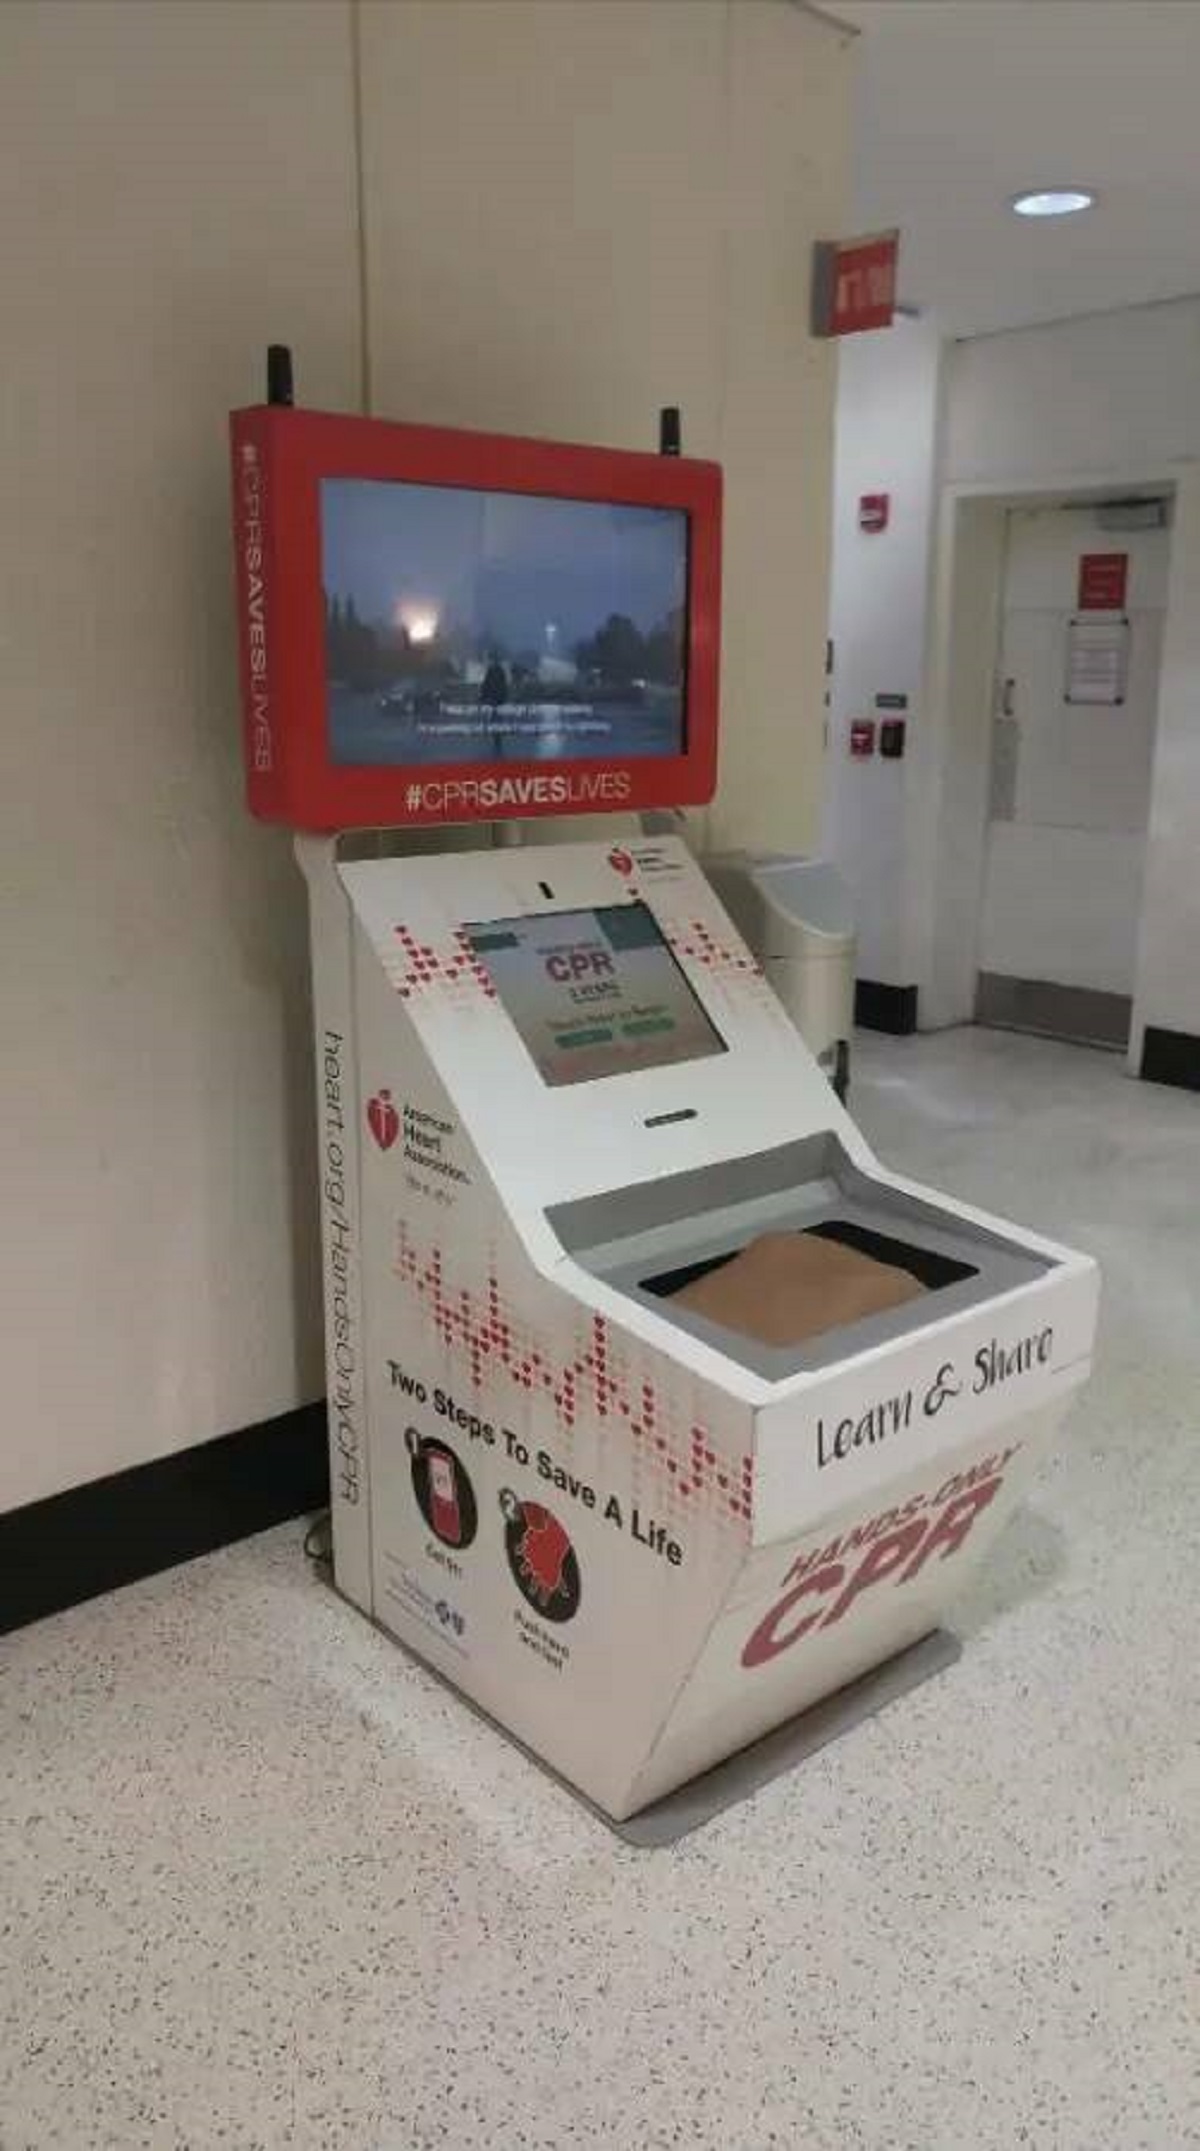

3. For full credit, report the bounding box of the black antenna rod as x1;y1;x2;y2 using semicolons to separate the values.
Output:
659;405;681;456
267;344;294;407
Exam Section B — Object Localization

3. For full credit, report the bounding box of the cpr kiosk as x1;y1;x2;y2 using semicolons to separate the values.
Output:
232;383;1098;1824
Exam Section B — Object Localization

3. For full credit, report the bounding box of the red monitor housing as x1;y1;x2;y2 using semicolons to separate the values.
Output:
230;404;722;831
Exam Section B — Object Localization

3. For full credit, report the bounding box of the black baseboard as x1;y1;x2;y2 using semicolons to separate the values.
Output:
0;1402;329;1638
1140;1025;1200;1093
855;980;919;1035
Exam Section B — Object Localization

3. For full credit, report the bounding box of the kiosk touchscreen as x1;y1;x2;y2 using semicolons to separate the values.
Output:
463;903;727;1085
232;378;1098;1824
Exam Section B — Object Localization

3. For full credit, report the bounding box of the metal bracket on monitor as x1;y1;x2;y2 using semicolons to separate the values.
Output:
266;343;294;407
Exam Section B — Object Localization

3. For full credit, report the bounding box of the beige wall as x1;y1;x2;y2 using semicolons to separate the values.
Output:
1;0;361;1511
1;0;847;1512
361;0;850;852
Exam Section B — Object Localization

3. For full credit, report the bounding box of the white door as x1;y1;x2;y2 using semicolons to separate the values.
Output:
977;504;1168;1047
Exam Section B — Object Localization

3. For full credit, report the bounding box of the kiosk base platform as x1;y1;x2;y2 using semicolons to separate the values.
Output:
343;1562;960;1845
612;1627;960;1847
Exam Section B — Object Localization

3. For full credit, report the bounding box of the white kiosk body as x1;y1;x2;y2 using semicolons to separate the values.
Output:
301;832;1097;1822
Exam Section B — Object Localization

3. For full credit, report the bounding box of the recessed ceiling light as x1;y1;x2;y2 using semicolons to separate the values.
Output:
1011;188;1096;219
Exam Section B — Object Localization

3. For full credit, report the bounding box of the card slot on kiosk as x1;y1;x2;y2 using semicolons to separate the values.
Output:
231;352;1097;1824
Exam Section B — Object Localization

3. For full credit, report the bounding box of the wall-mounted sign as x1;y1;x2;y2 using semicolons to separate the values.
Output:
875;692;909;711
812;230;899;338
859;492;890;533
1077;552;1129;610
850;719;877;759
1065;616;1130;706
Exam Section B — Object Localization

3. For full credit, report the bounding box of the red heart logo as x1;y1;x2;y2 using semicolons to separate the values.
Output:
608;847;634;877
366;1090;400;1151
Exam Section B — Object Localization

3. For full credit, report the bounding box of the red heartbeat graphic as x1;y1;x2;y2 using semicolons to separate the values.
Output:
668;920;762;975
395;1227;753;1524
391;924;496;1000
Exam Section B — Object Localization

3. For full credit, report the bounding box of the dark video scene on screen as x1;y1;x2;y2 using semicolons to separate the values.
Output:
322;477;688;766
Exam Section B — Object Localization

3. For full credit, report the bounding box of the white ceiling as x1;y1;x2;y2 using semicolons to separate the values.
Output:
836;0;1200;337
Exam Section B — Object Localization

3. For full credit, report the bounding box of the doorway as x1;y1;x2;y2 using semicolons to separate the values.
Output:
975;501;1168;1050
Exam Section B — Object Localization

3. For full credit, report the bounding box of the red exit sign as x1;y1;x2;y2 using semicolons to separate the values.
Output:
812;229;899;338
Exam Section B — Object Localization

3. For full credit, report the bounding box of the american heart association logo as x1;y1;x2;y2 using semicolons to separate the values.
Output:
366;1089;400;1151
608;846;634;877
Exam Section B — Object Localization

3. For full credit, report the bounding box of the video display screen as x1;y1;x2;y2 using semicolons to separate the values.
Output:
464;904;726;1088
321;478;688;768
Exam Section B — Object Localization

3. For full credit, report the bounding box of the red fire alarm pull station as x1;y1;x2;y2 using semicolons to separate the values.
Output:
859;493;890;534
850;719;876;759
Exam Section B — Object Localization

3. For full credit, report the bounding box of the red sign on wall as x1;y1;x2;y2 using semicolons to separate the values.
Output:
812;230;899;338
1078;552;1129;610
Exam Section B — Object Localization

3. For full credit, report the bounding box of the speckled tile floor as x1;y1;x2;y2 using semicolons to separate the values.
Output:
4;1028;1200;2151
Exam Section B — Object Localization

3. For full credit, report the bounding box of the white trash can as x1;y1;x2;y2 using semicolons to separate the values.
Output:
705;852;856;1097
